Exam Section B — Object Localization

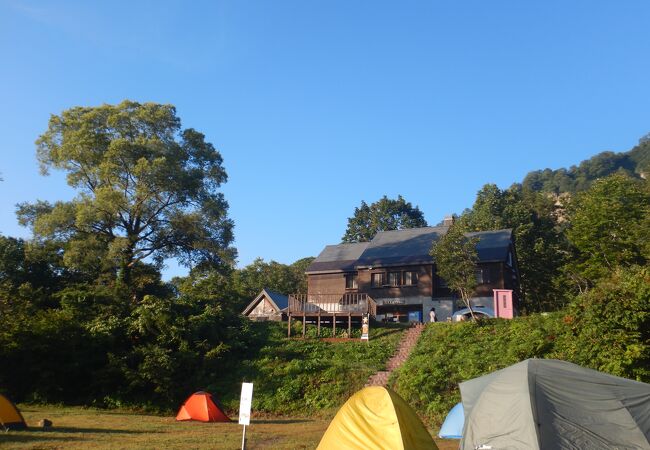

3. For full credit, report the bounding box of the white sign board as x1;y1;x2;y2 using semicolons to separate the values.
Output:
239;382;254;425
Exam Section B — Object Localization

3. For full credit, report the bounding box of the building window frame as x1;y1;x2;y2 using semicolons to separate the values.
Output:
475;267;492;285
345;273;358;290
403;271;418;286
371;272;385;288
388;271;401;287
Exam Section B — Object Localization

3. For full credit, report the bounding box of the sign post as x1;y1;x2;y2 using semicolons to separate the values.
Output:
361;313;369;341
239;382;253;450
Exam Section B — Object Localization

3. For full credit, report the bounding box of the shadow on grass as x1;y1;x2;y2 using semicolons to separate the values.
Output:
0;433;84;444
22;426;148;434
252;419;312;424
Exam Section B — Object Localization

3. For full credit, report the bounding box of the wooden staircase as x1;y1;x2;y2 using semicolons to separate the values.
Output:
365;323;425;387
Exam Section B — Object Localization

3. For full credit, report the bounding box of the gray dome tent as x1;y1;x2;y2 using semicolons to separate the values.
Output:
459;359;650;450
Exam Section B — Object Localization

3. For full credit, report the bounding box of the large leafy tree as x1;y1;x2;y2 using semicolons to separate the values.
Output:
342;195;427;242
17;101;235;289
430;223;479;319
232;257;314;302
565;174;649;288
460;183;567;312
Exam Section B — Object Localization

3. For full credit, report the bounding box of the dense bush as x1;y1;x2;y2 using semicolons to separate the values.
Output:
554;266;649;381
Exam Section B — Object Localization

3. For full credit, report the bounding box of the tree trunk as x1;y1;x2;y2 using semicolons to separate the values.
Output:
461;289;478;321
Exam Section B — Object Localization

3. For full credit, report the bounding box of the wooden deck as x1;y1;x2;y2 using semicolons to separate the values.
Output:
287;293;377;338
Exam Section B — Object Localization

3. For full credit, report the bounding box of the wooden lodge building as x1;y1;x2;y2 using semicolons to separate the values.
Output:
287;226;520;332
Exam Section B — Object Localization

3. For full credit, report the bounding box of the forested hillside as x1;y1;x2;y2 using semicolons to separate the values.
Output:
522;138;650;194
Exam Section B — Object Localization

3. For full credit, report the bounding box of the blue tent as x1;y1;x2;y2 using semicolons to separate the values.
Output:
438;402;464;439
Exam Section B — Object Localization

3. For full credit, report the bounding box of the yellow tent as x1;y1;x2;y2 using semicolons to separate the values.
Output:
317;386;438;450
0;394;26;430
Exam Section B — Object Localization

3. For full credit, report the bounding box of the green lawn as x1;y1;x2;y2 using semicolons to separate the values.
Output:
2;405;458;450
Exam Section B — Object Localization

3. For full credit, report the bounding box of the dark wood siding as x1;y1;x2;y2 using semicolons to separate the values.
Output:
307;272;347;294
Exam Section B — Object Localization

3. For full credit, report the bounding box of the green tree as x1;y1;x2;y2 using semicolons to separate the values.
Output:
17;101;235;291
564;174;649;288
342;195;427;242
430;223;479;319
460;184;567;312
555;266;650;382
233;257;314;301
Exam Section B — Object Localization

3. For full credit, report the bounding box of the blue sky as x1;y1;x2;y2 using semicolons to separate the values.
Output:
1;1;649;278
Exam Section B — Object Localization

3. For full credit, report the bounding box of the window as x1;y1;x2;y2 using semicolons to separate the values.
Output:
388;271;401;287
475;268;492;284
403;271;418;286
438;276;448;288
371;272;385;288
345;273;358;290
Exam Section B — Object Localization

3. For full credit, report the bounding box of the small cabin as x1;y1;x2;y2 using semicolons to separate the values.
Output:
242;288;289;321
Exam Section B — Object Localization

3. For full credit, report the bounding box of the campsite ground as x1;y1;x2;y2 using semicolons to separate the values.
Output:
2;405;458;449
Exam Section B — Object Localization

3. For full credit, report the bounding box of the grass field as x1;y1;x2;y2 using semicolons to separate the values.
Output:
1;405;458;449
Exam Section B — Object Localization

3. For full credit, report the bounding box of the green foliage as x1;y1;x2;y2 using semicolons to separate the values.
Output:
564;174;649;287
522;145;647;194
17;100;235;290
232;257;314;300
554;266;650;381
342;195;427;243
460;184;568;311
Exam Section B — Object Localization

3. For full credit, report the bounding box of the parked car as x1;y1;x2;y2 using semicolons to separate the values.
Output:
452;305;495;321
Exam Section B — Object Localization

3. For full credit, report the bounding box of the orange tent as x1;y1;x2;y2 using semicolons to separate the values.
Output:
176;391;231;422
0;394;26;430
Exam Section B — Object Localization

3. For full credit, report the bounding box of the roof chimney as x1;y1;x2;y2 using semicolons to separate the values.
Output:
443;215;455;227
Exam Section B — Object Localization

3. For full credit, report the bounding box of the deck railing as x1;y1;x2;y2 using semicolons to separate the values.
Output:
288;293;376;316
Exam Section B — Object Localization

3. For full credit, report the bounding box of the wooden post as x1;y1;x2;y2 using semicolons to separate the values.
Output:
333;313;336;337
302;314;306;338
348;313;351;337
288;314;292;338
317;313;321;337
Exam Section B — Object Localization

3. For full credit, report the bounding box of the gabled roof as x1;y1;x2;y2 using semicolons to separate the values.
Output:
306;242;370;274
307;227;514;272
242;288;289;315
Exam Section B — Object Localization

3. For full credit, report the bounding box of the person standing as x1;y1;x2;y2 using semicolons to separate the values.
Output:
429;307;437;323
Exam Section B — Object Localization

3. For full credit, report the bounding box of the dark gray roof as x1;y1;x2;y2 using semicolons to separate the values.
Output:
355;226;449;267
306;242;370;273
264;289;289;310
468;229;513;262
308;227;514;272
